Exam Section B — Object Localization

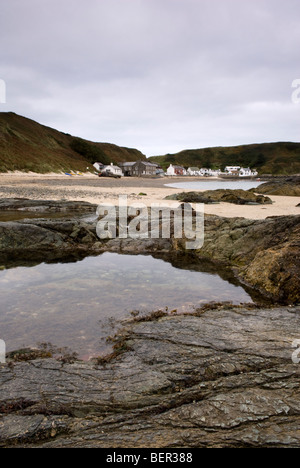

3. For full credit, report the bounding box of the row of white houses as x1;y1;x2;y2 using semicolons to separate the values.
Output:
223;166;258;177
93;162;258;178
167;164;258;178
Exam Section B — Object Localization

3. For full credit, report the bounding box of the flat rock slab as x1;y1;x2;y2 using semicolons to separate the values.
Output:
1;306;300;448
0;198;97;212
166;190;272;205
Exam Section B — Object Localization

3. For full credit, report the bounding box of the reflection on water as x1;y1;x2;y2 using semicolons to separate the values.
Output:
0;253;254;359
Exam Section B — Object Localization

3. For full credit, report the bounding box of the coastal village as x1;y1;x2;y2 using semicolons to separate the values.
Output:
93;160;259;179
1;0;300;450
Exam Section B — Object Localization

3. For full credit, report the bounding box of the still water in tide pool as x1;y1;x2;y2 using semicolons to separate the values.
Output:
0;253;253;359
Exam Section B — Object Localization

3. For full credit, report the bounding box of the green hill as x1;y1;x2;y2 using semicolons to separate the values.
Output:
0;112;146;173
1;113;299;175
149;143;300;175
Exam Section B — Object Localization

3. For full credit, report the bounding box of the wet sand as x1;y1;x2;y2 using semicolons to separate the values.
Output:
0;173;299;220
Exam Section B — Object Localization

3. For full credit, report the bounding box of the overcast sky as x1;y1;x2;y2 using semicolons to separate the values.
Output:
1;0;299;156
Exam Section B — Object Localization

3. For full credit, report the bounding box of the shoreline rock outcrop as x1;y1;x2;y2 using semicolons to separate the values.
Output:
0;199;98;213
0;198;299;304
166;189;272;205
252;176;300;197
1;305;300;448
1;199;300;448
194;214;300;304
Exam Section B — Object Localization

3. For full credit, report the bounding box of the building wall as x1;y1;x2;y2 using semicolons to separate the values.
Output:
120;161;157;177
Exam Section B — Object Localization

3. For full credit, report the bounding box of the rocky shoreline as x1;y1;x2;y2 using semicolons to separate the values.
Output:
252;176;300;197
1;304;300;448
0;198;300;447
166;189;273;205
0;198;299;304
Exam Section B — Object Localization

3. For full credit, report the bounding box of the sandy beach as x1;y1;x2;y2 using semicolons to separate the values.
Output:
0;173;299;220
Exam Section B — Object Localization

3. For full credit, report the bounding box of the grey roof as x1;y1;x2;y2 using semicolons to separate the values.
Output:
140;161;157;167
104;164;122;170
120;161;157;167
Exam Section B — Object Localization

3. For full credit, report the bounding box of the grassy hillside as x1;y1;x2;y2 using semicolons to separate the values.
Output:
0;112;146;173
149;143;300;175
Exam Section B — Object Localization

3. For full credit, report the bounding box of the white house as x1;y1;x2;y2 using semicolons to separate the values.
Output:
187;167;200;176
93;162;105;172
225;166;241;174
167;164;187;176
199;168;211;176
210;169;222;177
239;167;258;177
198;168;221;177
103;163;124;177
222;166;258;177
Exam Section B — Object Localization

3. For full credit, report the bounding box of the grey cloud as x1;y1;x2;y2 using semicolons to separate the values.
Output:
0;0;299;155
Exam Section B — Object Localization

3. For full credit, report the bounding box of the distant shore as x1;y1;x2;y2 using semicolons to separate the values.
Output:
0;173;299;220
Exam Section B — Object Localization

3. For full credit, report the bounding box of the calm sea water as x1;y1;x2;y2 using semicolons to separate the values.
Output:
165;180;263;191
0;253;254;359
